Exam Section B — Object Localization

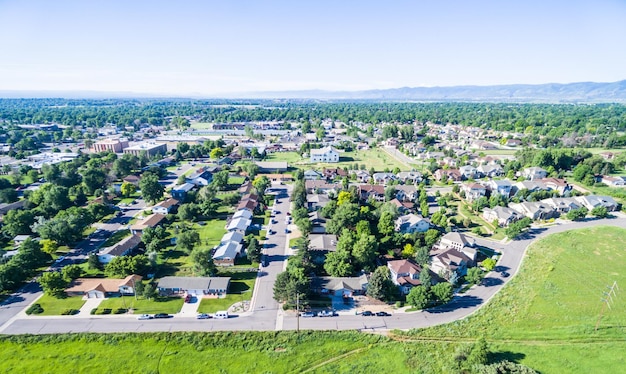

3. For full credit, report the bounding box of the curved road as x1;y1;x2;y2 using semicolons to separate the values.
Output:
2;214;625;335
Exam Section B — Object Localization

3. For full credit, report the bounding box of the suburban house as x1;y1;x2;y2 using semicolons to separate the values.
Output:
395;214;430;233
389;198;415;214
171;183;195;201
575;195;619;211
513;180;549;194
97;233;142;264
541;178;572;194
438;232;477;261
430;249;473;279
152;198;179;215
540;197;582;213
323;167;348;180
482;206;522;227
226;216;252;234
459;165;479;180
0;200;26;217
462;183;487;201
307;193;330;211
396;171;422;184
477;164;503;178
309;211;327;234
310;146;340;163
186;167;214;186
255;161;288;173
65;275;142;298
358;184;385;201
352;170;370;183
232;208;253;221
372;172;397;185
130;213;166;235
522;167;548;180
305;180;340;194
311;275;369;297
387;259;423;295
304;170;323;180
220;231;244;246
157;276;230;296
213;240;244;266
485;179;512;197
309;234;337;263
600;175;626;187
123;174;141;186
394;184;418;202
12;235;31;247
434;169;462;182
238;180;252;195
509;201;556;220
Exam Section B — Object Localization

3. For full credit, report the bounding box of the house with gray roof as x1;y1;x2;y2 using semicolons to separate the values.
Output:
157;276;230;296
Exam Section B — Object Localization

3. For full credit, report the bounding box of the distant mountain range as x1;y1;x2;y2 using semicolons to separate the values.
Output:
2;80;626;102
241;80;626;103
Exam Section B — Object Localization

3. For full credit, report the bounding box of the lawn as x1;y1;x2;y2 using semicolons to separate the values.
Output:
403;225;626;373
194;219;228;248
97;296;184;314
197;271;256;313
265;148;408;172
35;295;86;316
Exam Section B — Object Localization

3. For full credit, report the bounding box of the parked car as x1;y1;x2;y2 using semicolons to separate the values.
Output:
54;256;65;263
214;311;229;319
153;313;172;319
262;258;269;267
137;314;152;320
184;294;192;303
196;313;211;319
318;310;337;317
300;311;316;318
376;311;391;317
501;271;510;278
361;310;373;316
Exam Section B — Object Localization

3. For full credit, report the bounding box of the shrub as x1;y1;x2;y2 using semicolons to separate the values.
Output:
61;309;79;315
26;303;44;315
90;308;98;315
114;308;128;314
96;308;112;315
395;301;404;308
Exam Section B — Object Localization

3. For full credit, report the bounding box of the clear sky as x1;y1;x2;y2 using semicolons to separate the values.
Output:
1;0;625;96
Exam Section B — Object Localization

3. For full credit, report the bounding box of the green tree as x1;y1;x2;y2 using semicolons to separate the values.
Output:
40;239;58;255
420;265;432;289
2;210;35;237
481;258;496;271
178;203;200;221
120;181;136;197
82;167;107;195
366;266;395;301
211;170;229;190
87;253;101;270
190;247;216;276
337;191;352;206
246;237;261;263
431;282;453;303
143;282;158;300
61;264;82;281
406;285;430;309
273;271;309;306
566;207;588;221
105;255;150;278
39;271;69;297
467;337;489;366
401;243;415;259
252;175;270;196
326;203;361;234
352;234;378;271
210;147;224;159
324;249;354;277
377;211;395;237
177;230;200;252
591;206;608;218
139;172;164;204
466;267;483;284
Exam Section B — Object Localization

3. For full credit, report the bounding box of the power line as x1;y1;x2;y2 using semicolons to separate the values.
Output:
595;281;619;331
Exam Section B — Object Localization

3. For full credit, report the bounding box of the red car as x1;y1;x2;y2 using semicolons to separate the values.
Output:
184;294;192;303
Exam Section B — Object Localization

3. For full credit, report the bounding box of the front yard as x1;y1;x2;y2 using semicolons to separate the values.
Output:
34;295;86;316
197;271;256;313
97;296;184;314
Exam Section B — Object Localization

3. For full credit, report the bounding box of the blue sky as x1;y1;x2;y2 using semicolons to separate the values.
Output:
1;0;625;96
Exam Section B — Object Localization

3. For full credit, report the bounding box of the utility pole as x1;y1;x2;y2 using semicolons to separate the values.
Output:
296;293;300;334
595;281;618;331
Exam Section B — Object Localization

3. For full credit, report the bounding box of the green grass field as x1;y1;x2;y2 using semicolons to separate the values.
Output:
264;148;408;172
404;225;626;373
35;295;86;315
97;296;184;314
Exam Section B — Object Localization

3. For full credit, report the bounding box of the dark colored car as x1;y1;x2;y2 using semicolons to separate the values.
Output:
153;313;172;319
376;311;391;317
361;310;373;316
184;294;192;303
501;271;510;278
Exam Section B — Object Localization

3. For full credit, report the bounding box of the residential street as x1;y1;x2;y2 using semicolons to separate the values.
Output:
3;214;625;334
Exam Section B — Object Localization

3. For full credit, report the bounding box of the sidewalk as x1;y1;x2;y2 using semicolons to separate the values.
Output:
76;297;105;317
178;297;201;316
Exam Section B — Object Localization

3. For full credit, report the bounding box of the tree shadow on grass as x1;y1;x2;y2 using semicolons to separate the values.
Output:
426;295;483;314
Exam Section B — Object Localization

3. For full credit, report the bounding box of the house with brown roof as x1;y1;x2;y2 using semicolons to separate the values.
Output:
65;275;142;298
434;169;462;182
323;167;348;180
430;249;473;280
152;198;179;215
130;213;166;235
305;180;339;194
358;184;385;201
123;175;141;185
387;259;424;295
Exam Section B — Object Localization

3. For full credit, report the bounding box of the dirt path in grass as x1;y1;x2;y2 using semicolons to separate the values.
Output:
299;347;368;373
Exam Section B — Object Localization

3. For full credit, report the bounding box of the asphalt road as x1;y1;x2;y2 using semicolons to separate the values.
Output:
3;210;626;334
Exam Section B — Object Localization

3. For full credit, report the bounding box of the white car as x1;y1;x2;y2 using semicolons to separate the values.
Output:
137;314;152;320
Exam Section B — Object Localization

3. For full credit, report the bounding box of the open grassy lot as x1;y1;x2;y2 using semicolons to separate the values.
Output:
97;296;184;314
265;148;408;172
403;225;626;373
194;219;227;248
35;295;86;315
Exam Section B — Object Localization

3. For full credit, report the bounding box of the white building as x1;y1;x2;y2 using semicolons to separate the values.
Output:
310;146;340;163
